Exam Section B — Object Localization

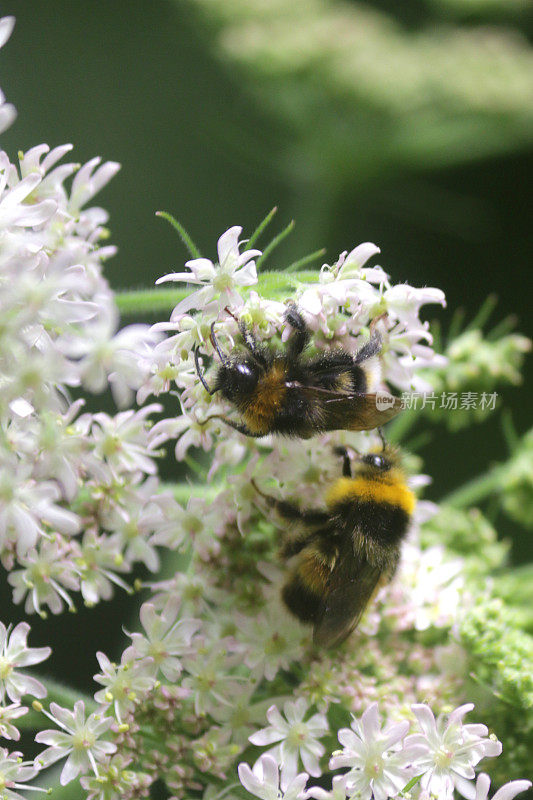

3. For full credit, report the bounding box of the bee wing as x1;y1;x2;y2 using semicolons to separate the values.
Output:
285;382;402;430
321;392;402;430
313;537;383;648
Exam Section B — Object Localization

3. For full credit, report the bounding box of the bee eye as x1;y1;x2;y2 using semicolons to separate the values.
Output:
362;453;389;470
236;363;253;379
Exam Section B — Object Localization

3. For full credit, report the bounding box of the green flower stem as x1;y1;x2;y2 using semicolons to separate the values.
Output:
115;270;321;317
443;464;504;508
116;287;189;315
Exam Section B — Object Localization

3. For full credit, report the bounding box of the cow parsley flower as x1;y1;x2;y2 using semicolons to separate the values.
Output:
468;773;532;800
156;225;261;314
238;753;309;800
249;698;328;790
123;601;200;681
0;622;51;704
0;703;27;741
34;700;117;785
329;703;422;800
93;651;156;723
405;703;503;800
0;747;38;800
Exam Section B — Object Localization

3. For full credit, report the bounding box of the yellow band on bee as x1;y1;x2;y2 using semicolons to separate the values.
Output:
326;476;416;515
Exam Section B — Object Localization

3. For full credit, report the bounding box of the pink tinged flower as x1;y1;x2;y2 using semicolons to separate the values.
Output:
238;754;309;800
90;405;162;477
93;651;156;722
0;462;81;557
76;530;133;606
7;539;79;617
383;284;446;329
123;601;200;682
464;772;532;800
249;698;328;790
405;703;503;800
0;703;28;740
329;703;421;800
35;700;117;785
156;225;260;314
181;645;246;717
0;747;38;800
335;242;383;280
0;622;51;703
239;604;306;682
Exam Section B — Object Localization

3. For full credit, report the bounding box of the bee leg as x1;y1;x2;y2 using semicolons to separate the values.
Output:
207;415;265;438
333;446;352;478
279;531;315;560
224;307;268;367
194;346;216;395
252;479;329;524
210;322;229;365
284;303;310;358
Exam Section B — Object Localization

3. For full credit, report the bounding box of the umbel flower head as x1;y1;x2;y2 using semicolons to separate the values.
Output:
1;12;531;798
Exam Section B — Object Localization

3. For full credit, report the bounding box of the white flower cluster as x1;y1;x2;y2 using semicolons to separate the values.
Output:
239;703;529;800
1;16;529;800
0;18;184;614
142;226;446;462
0;18;15;136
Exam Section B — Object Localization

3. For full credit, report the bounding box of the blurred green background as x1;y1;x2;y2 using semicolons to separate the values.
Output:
1;0;532;690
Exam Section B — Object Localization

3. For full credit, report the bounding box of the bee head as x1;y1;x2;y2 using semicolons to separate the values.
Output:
357;445;402;478
215;359;260;402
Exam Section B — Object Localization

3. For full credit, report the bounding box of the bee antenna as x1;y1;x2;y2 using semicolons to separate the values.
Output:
210;321;228;365
377;427;387;451
194;346;216;394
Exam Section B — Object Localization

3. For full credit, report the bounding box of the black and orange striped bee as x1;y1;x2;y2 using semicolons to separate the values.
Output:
194;305;401;438
254;445;415;648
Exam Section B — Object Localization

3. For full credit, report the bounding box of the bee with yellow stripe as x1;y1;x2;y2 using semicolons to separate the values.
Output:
254;445;415;648
195;305;401;438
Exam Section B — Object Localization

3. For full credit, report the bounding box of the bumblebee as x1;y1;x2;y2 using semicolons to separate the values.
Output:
194;305;401;438
254;446;415;648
